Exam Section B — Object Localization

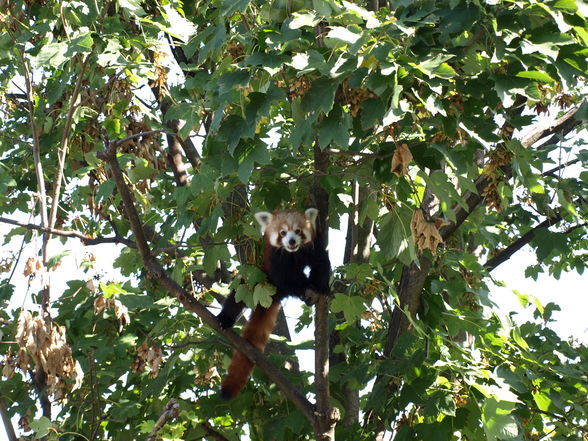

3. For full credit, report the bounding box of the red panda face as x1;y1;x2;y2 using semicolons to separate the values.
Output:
255;209;318;253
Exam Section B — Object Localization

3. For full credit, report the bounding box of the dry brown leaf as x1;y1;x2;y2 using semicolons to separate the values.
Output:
23;257;42;277
391;143;413;176
133;341;164;378
411;209;443;254
13;310;83;400
93;294;130;331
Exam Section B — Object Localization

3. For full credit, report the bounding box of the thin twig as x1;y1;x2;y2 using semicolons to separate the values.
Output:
17;47;51;311
199;422;231;441
311;140;339;439
17;50;48;235
113;129;174;148
323;148;392;159
6;211;34;286
48;55;90;235
164;339;227;349
542;158;581;177
0;216;135;247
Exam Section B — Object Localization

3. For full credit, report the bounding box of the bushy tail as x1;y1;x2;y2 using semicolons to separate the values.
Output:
220;302;282;399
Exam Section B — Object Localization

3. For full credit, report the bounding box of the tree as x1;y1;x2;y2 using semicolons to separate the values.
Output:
0;0;587;439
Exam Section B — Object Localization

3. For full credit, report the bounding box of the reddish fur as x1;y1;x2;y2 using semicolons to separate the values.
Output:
219;209;324;399
220;302;282;398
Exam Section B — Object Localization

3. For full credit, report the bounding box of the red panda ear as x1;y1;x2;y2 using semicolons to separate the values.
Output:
254;212;273;232
304;208;318;229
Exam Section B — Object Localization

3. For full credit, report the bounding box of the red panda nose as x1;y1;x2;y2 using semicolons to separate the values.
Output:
288;238;296;246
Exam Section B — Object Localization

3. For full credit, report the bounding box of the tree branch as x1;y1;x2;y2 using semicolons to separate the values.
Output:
0;398;17;441
152;86;202;172
17;49;48;254
484;214;563;272
48;55;89;237
311;141;339;439
199;422;231;441
97;140;316;423
542;158;581;177
520;102;585;148
0;216;135;248
440;100;585;241
366;99;585;434
113;129;174;148
146;399;180;441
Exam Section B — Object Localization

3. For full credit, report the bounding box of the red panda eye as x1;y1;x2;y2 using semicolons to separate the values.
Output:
295;229;301;235
280;230;286;237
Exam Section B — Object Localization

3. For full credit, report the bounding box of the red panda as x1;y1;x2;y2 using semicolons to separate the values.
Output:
217;208;331;399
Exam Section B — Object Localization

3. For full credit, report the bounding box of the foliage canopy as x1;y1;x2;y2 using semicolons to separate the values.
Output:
0;0;587;440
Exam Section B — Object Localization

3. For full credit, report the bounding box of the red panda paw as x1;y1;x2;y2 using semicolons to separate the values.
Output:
219;386;236;400
216;311;236;329
302;289;322;305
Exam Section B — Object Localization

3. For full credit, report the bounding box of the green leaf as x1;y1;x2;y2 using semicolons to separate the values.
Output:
325;26;362;44
302;78;339;114
29;417;52;437
66;31;94;56
119;0;146;16
235;284;253;305
253;282;275;308
245;52;288;70
410;54;456;79
100;282;128;298
138;420;156;434
319;106;351;148
237;158;254;183
240;264;267;287
511;327;529;351
515;70;555;83
47;250;71;270
377;207;416;264
129;157;159;183
360;98;386;129
33;41;68;69
289;11;320;29
331;293;365;323
481;398;519;441
117;294;154;310
202;245;231;277
218;69;250;95
553;0;578;12
532;391;553;412
221;0;251;16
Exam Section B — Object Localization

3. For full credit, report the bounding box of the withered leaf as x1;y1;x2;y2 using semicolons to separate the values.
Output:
411;209;443;254
391;143;413;176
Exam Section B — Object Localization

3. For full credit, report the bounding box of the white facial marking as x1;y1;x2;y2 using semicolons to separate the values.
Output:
268;231;279;247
